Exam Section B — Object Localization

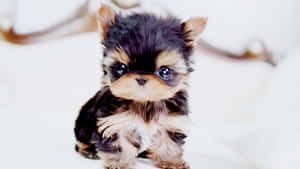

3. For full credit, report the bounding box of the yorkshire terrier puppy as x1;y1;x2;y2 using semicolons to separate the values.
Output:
74;4;207;169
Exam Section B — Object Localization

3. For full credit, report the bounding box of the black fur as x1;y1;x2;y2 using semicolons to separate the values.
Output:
128;90;190;122
165;91;189;115
137;151;149;159
167;131;187;145
75;13;193;160
74;90;189;156
74;87;131;153
103;14;192;82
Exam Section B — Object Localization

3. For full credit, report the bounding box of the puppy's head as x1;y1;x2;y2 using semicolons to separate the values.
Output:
97;5;207;102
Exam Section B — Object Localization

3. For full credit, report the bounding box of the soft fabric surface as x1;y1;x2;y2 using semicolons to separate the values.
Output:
0;33;279;169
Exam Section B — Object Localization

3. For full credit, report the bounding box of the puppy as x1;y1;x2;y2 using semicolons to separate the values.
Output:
74;4;207;169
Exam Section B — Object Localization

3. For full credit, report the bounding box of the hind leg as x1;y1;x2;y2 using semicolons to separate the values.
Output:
75;142;100;160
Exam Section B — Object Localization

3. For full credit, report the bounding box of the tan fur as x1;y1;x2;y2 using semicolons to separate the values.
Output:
97;101;179;129
102;74;112;86
97;133;138;169
97;112;134;138
125;129;142;149
108;48;130;65
77;141;90;154
158;115;191;134
156;50;182;68
101;55;114;86
76;141;99;159
150;115;191;169
97;112;140;169
183;17;207;44
148;131;189;169
97;4;116;40
130;101;167;122
102;48;131;86
102;56;115;69
96;109;190;169
110;74;188;102
98;142;138;169
156;50;188;74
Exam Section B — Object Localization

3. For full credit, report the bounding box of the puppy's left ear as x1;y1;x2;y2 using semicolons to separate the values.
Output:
97;4;117;40
182;17;207;44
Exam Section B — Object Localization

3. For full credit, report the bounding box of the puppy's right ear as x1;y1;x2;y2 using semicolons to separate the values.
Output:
97;4;116;40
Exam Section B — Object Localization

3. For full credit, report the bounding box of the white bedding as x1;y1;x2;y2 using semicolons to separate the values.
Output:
0;33;290;169
0;30;299;169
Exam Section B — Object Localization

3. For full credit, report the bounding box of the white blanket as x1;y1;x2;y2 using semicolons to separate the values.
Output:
2;32;299;169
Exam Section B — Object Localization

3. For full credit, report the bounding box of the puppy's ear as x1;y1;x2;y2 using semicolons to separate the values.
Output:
182;17;207;44
97;4;117;40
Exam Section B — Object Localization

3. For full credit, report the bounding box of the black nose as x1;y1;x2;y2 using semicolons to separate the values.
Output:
136;78;148;86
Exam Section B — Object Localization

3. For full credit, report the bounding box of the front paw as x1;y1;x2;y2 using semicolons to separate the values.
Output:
156;161;190;169
105;167;133;169
104;161;135;169
104;165;134;169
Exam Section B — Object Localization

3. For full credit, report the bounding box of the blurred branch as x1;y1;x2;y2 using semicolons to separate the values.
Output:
0;0;96;44
197;39;278;66
0;0;279;66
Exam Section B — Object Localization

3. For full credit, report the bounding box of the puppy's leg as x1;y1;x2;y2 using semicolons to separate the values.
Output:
148;131;189;169
75;142;100;160
97;136;138;169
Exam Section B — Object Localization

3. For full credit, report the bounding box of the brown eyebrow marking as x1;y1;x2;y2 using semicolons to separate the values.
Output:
156;50;188;74
107;48;130;65
156;50;183;68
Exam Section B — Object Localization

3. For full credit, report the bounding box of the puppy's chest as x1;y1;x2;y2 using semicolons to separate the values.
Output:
126;102;169;151
97;104;173;152
127;120;158;153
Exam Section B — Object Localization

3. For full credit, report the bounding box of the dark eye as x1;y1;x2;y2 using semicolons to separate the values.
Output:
116;63;128;75
159;67;171;79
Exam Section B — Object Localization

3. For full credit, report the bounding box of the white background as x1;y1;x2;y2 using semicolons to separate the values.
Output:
10;0;300;53
1;0;300;169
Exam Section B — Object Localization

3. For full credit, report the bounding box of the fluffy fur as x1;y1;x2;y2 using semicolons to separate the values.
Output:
74;4;206;169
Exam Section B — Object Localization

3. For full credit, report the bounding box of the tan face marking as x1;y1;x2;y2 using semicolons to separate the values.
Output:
102;50;190;101
107;48;130;65
102;48;130;86
110;73;188;102
156;50;182;68
156;50;188;74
